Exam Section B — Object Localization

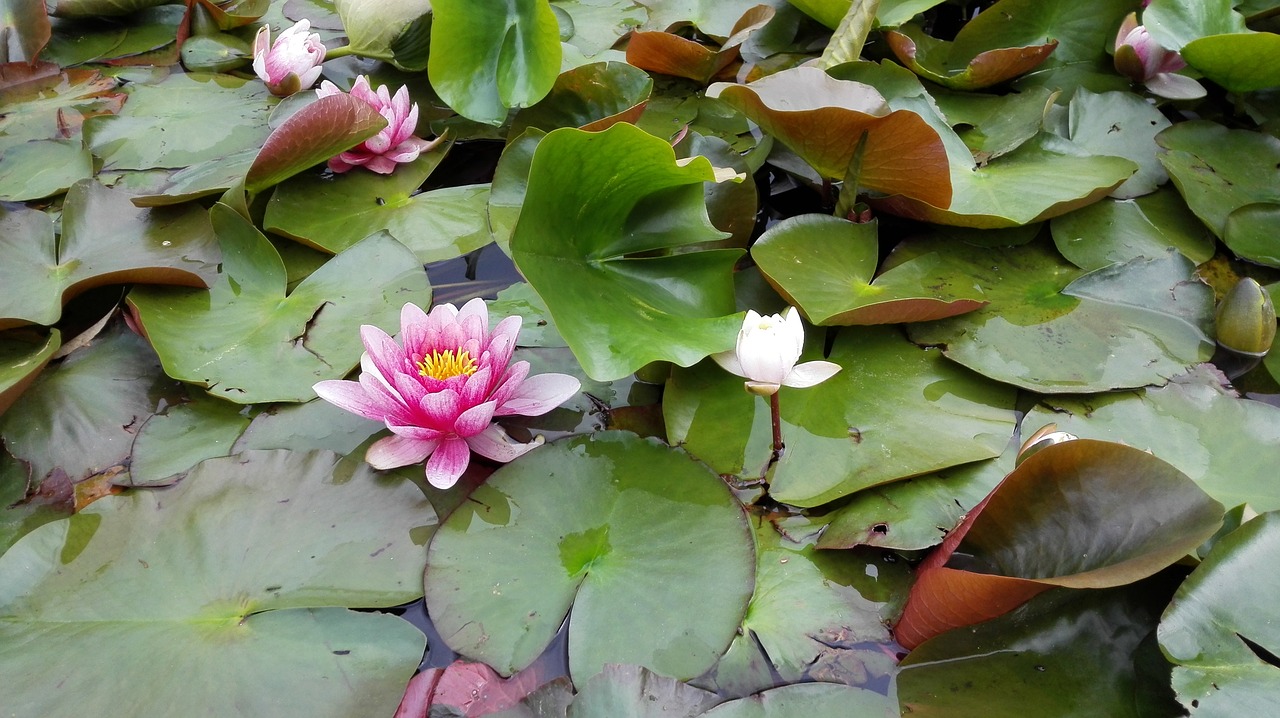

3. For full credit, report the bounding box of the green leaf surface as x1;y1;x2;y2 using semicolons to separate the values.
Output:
128;204;432;403
510;61;652;136
945;0;1133;65
1159;512;1280;717
1143;0;1248;50
428;0;562;125
931;85;1054;164
233;398;381;456
1157;121;1280;268
905;239;1215;392
636;0;782;37
0;138;92;201
567;664;719;717
1065;89;1171;199
425;431;755;683
1182;32;1280;93
553;0;646;57
509;123;743;381
333;0;431;61
47;0;170;17
127;396;253;486
0;329;59;417
0;449;431;717
702;682;897;717
665;326;1016;507
1050;187;1216;271
130;147;259;207
0;181;220;329
752;214;986;325
1023;365;1280;513
83;72;272;170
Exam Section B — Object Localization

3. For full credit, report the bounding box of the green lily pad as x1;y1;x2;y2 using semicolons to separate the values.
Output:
83;71;272;170
0;322;180;491
885;24;1058;91
1182;32;1280;93
509;123;743;381
702;682;897;717
566;664;720;717
129;148;259;207
1157;121;1280;268
899;580;1185;717
333;0;431;65
424;431;755;683
0;449;432;717
1143;0;1247;50
128;203;432;403
126;396;253;486
428;0;562;125
179;32;252;73
697;522;907;698
0;329;60;417
510;61;653;136
1023;365;1280;512
752;214;987;325
636;0;777;38
1159;512;1280;716
1064;89;1171;199
554;0;646;57
664;326;1017;507
0;139;93;201
707;65;953;208
1050;187;1216;271
905;239;1215;392
233;398;382;456
942;0;1134;65
0;181;220;329
930;85;1054;164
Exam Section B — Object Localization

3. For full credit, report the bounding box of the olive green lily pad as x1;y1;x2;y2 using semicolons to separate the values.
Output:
707;65;953;208
566;664;720;717
1182;32;1280;93
509;123;744;381
930;85;1054;164
1064;89;1171;199
509;61;652;136
128;203;432;403
665;326;1017;507
905;239;1215;392
83;71;272;170
0;329;60;417
899;580;1185;717
1023;365;1280;512
1156;121;1280;268
1050;187;1216;271
0;138;93;201
1142;0;1247;51
333;0;431;66
425;431;755;684
1159;512;1280;716
428;0;561;125
752;214;987;325
126;396;253;486
702;682;897;717
885;23;1058;91
0;62;123;144
0;181;220;329
940;0;1134;65
0;449;432;717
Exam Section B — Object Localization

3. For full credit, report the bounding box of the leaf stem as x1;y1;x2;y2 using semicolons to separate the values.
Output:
324;45;356;60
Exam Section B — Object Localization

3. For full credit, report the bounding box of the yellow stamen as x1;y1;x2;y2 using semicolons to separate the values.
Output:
416;349;478;380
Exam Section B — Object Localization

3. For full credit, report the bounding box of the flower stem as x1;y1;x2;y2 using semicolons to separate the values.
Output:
323;45;356;60
770;392;784;457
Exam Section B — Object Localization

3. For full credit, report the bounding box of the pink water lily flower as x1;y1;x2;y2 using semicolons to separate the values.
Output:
316;76;440;174
314;299;581;489
252;19;326;97
1114;13;1205;100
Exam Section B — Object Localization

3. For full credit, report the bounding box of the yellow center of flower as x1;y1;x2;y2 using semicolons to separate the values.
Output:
416;349;478;380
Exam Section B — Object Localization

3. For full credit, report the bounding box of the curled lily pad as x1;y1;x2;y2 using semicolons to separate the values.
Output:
510;61;653;136
0;449;432;717
244;92;388;194
0;329;60;417
626;6;773;84
424;431;755;684
1063;89;1171;199
885;24;1058;90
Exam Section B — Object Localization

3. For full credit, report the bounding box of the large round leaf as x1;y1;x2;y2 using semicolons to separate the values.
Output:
1159;512;1280;716
703;683;896;717
1050;187;1216;271
428;0;562;125
424;431;755;684
509;123;744;381
128;203;432;403
905;239;1215;392
0;138;93;201
664;326;1017;507
0;449;432;717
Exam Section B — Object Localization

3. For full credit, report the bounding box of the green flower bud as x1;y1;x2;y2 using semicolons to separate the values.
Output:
1215;278;1277;357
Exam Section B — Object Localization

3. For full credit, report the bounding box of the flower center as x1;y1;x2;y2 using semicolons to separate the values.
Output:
416;349;478;380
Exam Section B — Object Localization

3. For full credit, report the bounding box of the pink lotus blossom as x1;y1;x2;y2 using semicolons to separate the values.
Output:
1114;13;1205;100
314;299;581;489
316;76;439;174
252;20;326;97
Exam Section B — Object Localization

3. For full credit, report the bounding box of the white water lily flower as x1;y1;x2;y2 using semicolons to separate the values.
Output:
712;307;842;396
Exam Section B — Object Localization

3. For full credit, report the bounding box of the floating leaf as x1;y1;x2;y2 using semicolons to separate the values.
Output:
510;61;652;135
1159;512;1280;716
0;138;92;201
708;65;952;207
1049;187;1216;271
333;0;431;64
0;181;220;329
245;93;388;194
0;449;432;717
894;439;1223;649
665;326;1016;507
126;396;253;486
1182;32;1280;93
425;431;755;683
0;329;59;417
1142;0;1247;50
752;214;986;325
567;664;719;717
885;24;1057;90
702;682;897;717
905;239;1214;392
1064;89;1171;199
128;204;432;403
939;0;1133;64
931;85;1054;164
428;0;562;125
0;62;123;144
510;123;743;381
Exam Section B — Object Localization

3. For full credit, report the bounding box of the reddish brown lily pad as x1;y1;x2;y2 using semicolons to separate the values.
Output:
885;25;1058;90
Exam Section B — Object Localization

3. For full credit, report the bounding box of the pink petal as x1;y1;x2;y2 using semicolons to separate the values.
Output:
315;80;343;99
425;438;472;489
486;361;531;408
386;422;445;441
313;379;387;421
419;389;464;427
495;373;580;417
366;434;437;470
458;365;494;407
782;360;842;388
361;324;410;383
454;400;497;437
467;424;544;464
400;302;431;357
363;156;399;175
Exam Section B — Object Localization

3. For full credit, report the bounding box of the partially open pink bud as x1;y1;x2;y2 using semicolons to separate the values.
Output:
1113;13;1205;100
316;76;441;174
252;19;326;97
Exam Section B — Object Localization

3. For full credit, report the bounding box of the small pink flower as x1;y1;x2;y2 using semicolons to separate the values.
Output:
316;76;440;174
252;20;326;97
314;299;581;489
1114;13;1205;100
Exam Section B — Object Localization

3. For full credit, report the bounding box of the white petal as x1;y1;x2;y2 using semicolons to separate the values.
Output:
710;349;745;378
783;360;842;389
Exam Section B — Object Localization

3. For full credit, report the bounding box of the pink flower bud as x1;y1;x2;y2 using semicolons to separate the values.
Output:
1113;13;1204;100
252;20;326;97
316;76;442;174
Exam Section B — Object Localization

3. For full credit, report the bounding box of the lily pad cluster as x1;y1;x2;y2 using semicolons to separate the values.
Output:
2;0;1279;715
